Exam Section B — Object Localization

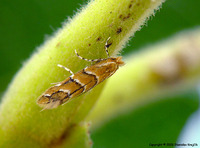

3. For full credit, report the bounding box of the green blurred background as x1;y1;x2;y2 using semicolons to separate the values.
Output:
0;0;199;147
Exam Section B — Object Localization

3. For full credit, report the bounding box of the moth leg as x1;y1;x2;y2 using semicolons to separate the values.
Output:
105;37;111;57
75;49;101;62
40;106;48;112
51;82;61;85
61;98;70;106
57;64;74;75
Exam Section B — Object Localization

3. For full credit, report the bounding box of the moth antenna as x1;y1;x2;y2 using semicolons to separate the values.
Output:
57;64;74;75
40;107;47;112
105;37;111;57
75;49;101;62
51;82;61;85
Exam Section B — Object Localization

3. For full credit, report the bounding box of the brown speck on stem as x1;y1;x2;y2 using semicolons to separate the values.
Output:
137;3;140;6
119;13;131;21
88;43;91;46
123;13;131;21
116;27;122;34
96;37;102;41
119;14;123;19
49;125;76;148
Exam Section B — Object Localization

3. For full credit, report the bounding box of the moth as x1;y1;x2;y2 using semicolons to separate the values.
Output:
37;37;124;109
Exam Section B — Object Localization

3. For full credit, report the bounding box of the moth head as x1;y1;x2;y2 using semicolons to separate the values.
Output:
37;95;61;110
115;56;124;66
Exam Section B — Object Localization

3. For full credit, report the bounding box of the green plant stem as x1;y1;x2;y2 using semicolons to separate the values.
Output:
0;0;164;147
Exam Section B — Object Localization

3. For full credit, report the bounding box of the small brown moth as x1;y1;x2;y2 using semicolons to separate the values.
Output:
37;37;124;109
